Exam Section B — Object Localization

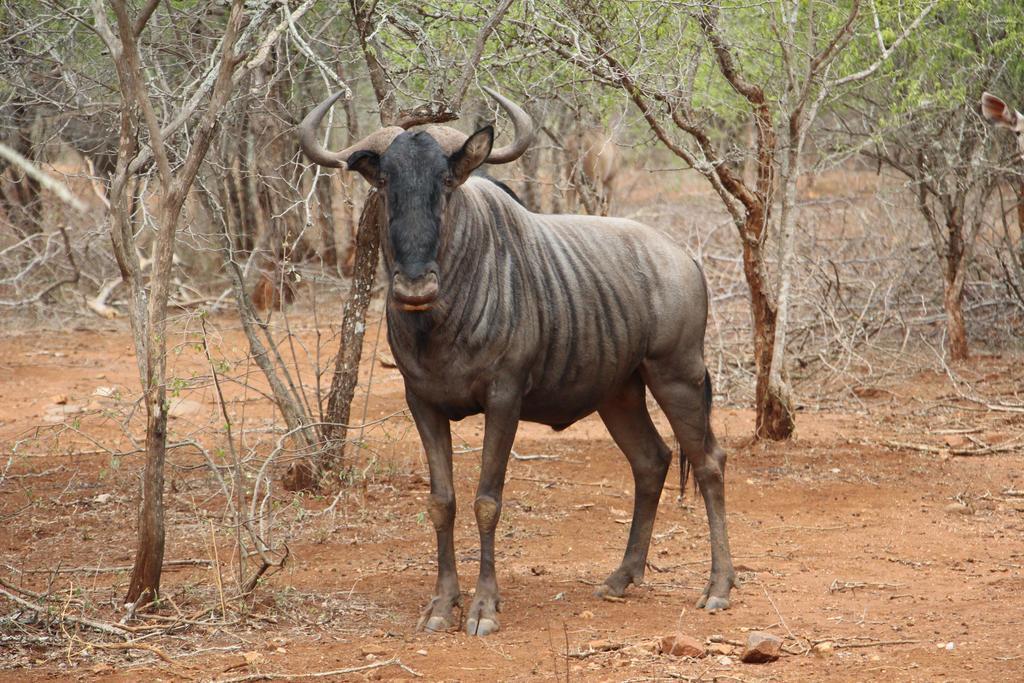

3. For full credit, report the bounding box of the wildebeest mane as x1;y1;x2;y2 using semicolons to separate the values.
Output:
473;170;525;207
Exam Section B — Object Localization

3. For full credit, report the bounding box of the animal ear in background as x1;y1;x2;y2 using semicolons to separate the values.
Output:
981;92;1022;129
347;150;383;187
449;126;495;186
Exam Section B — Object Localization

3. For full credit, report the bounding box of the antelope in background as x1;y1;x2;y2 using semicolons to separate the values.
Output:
981;91;1024;307
563;125;620;216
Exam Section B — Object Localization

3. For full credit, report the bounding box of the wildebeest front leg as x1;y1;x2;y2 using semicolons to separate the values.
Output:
406;391;460;632
466;387;521;636
595;373;672;598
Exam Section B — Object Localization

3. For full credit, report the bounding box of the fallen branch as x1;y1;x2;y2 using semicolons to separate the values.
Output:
80;638;174;663
456;448;560;462
216;657;423;681
21;559;213;575
833;638;920;649
511;475;620;490
883;439;1022;457
567;642;626;659
0;575;48;601
0;586;130;637
709;635;745;647
511;451;560;461
828;579;905;593
87;278;121;319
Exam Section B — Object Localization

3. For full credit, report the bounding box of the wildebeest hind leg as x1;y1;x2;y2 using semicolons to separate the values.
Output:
407;392;461;632
644;365;735;611
595;373;672;598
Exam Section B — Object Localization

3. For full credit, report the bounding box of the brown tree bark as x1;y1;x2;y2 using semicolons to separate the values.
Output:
518;146;541;211
125;400;168;605
738;207;794;440
942;210;970;362
1018;180;1024;237
943;273;969;362
316;175;338;268
321;192;383;468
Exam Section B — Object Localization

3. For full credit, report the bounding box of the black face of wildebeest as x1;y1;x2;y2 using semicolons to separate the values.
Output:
347;127;494;312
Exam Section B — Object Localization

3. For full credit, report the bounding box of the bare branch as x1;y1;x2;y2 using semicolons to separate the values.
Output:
451;0;516;109
828;1;937;88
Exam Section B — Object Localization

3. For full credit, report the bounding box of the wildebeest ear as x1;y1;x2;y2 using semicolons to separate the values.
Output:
449;126;494;186
346;150;383;187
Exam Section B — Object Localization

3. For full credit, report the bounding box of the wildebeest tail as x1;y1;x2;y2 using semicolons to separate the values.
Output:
679;368;713;499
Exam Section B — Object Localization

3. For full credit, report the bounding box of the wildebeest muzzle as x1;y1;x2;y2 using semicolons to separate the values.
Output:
392;269;440;311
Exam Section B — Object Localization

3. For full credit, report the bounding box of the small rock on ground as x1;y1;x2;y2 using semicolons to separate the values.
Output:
740;631;782;663
167;398;203;418
659;634;705;658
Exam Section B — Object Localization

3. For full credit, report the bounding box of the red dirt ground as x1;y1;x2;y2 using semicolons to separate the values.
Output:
1;315;1022;682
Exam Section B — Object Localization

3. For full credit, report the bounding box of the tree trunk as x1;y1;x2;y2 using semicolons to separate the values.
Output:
943;268;969;361
322;191;383;469
336;173;360;277
125;198;184;608
549;135;564;215
518;147;541;211
762;132;802;441
1017;180;1024;238
943;212;970;362
125;399;168;604
741;210;794;440
316;173;338;268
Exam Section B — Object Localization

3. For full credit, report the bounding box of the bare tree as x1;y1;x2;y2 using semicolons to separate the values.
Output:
525;0;933;439
91;0;247;607
868;112;998;361
854;5;1022;361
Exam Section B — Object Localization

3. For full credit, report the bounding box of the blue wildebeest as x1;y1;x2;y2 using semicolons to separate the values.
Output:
299;89;734;636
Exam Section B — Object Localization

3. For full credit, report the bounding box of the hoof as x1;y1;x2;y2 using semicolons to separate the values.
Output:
696;591;731;611
424;615;452;632
466;616;499;636
594;583;628;601
465;593;500;636
696;573;735;611
416;593;460;633
597;566;641;599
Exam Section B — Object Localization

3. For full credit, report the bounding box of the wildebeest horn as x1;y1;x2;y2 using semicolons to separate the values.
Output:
479;87;534;163
298;88;534;168
420;88;534;163
297;91;404;169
